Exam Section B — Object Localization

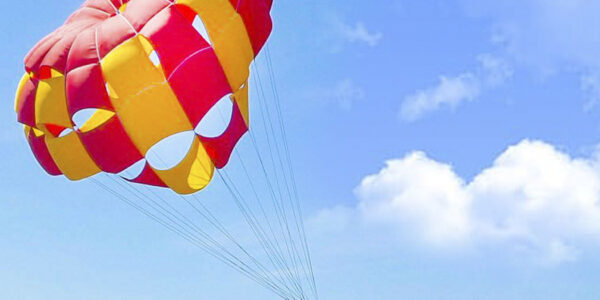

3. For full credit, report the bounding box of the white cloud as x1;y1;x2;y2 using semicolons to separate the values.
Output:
399;54;512;121
402;1;600;121
356;151;472;247
400;73;481;122
314;140;600;265
336;21;383;47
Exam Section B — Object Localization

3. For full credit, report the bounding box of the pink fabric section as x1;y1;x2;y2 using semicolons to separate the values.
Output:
24;31;62;73
199;103;248;168
78;116;143;174
122;0;171;32
96;16;136;59
66;27;100;72
83;0;123;14
26;131;62;176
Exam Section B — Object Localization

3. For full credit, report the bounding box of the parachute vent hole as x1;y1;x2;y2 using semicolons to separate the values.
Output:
149;50;161;66
118;159;146;180
73;108;115;133
195;94;233;138
192;16;212;46
146;131;196;171
73;109;97;129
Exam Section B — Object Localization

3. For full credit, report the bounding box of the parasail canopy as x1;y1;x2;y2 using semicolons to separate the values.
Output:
15;0;273;194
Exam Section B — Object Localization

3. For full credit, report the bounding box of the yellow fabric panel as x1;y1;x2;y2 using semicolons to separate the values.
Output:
101;36;193;155
33;127;44;137
15;73;29;112
119;3;128;13
23;125;45;138
49;69;62;78
153;137;214;194
233;82;249;126
78;109;115;133
101;36;165;102
45;131;101;180
35;75;73;132
116;82;193;154
23;125;31;137
177;0;254;91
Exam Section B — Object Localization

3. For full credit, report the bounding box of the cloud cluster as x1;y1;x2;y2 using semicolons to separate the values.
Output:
463;0;600;106
400;54;512;121
401;1;600;120
315;140;600;265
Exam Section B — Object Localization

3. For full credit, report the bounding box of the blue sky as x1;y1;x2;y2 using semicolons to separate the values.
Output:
2;0;600;299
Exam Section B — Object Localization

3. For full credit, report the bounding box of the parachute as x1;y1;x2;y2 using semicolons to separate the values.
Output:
15;0;272;194
14;1;317;299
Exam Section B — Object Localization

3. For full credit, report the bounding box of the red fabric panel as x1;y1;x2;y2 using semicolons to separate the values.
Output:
173;4;197;23
78;116;143;174
45;124;67;138
167;48;232;126
199;103;248;168
96;16;136;59
141;5;209;77
127;163;167;187
230;0;273;55
66;64;113;115
27;131;62;176
122;0;170;32
66;27;100;72
16;78;38;127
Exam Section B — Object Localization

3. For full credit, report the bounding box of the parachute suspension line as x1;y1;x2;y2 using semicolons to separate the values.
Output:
213;101;307;298
141;153;299;298
254;64;308;274
184;192;300;299
248;96;310;300
251;63;313;296
186;154;304;299
265;45;319;299
230;149;307;295
102;175;292;297
216;167;307;299
90;177;293;299
246;129;307;294
145;183;295;297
